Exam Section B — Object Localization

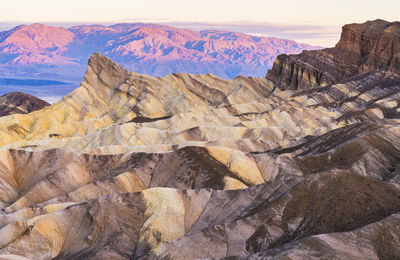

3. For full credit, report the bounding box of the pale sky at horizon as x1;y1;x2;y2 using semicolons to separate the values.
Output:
0;0;399;46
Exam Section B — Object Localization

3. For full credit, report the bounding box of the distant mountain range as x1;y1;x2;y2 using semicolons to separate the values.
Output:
0;23;317;82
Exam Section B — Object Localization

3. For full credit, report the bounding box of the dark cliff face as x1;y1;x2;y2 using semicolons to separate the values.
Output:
335;19;400;71
267;19;400;90
0;92;50;117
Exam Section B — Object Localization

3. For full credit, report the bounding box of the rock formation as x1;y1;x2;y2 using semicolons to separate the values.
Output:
0;92;49;117
267;19;400;90
0;19;399;259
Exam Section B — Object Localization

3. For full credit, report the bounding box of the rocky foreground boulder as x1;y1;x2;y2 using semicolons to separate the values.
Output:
0;20;399;259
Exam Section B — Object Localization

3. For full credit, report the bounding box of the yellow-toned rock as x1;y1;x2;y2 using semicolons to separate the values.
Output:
223;176;248;190
141;188;186;250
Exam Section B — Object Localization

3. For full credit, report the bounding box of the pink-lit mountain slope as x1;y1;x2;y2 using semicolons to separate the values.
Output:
0;23;318;79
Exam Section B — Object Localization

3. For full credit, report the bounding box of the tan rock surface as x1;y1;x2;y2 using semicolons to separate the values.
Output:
0;19;400;260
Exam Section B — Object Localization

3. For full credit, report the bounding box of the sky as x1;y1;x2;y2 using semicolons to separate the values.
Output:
0;0;399;46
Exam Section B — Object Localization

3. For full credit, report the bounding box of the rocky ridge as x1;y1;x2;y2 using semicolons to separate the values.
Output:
0;20;399;259
0;92;49;117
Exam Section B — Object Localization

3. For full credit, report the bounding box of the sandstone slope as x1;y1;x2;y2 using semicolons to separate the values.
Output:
0;19;399;260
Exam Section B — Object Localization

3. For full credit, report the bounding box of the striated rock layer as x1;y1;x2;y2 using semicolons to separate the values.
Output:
0;19;399;259
0;92;49;117
267;19;400;90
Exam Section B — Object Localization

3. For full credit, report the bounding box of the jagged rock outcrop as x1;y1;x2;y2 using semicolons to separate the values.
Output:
335;19;400;72
267;19;400;90
0;19;399;260
0;92;49;117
